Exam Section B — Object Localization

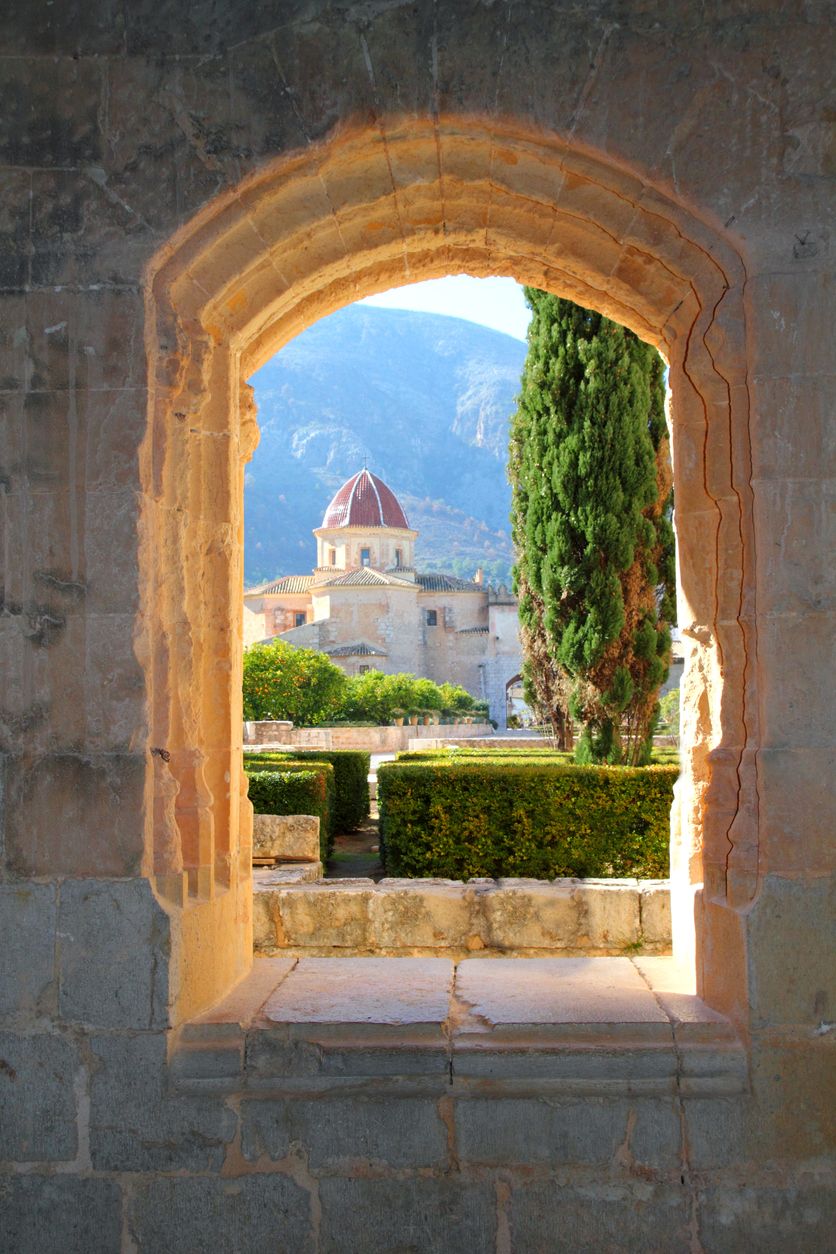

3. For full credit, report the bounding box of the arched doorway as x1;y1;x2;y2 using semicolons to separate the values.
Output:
145;118;757;1023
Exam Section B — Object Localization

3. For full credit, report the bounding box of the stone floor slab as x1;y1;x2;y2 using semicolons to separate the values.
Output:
455;957;669;1026
262;957;454;1026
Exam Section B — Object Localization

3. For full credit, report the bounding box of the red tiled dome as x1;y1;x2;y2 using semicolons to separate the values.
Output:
321;469;410;529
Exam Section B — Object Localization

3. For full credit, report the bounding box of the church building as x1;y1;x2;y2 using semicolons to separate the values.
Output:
243;469;522;725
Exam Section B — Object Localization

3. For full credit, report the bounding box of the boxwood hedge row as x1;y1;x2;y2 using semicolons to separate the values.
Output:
287;750;370;832
377;759;676;880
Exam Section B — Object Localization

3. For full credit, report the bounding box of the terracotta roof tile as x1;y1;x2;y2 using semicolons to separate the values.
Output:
323;642;388;657
321;469;410;530
417;572;481;592
318;568;415;588
261;575;315;594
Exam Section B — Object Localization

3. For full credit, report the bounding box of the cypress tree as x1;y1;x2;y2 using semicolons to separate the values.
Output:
509;289;674;764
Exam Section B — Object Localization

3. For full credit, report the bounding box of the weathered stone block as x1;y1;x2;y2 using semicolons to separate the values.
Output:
628;1097;683;1169
256;862;323;884
252;887;278;950
291;1097;448;1170
128;1175;314;1253
0;59;103;167
575;881;641;948
58;878;170;1028
318;1177;495;1254
0;882;57;1019
640;881;673;950
683;1097;746;1170
509;1181;690;1251
0;1031;78;1161
698;1182;836;1253
89;1032;235;1172
482;881;578;949
748;875;836;1027
273;885;373;949
456;1096;628;1166
0;1175;122;1254
252;812;319;862
369;884;475;949
5;752;146;877
239;1098;292;1162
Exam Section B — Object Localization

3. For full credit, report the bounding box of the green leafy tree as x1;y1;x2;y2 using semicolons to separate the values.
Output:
509;290;675;765
437;682;476;712
335;671;468;723
242;640;347;726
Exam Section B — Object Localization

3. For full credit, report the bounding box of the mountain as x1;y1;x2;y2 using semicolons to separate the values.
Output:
245;305;528;586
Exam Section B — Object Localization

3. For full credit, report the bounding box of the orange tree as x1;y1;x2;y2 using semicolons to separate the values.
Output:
242;640;348;725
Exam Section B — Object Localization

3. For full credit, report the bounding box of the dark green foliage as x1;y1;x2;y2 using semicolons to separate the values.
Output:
285;751;370;833
244;758;336;859
334;671;473;724
244;750;370;835
509;290;675;764
378;759;675;880
242;640;347;725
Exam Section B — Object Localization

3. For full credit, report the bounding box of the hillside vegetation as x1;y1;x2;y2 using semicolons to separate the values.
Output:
246;305;526;586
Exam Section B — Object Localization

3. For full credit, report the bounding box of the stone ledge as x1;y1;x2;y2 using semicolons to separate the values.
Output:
172;956;746;1099
253;876;672;957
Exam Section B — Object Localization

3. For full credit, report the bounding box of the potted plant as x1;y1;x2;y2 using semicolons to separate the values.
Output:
407;707;420;726
421;709;432;726
390;707;405;726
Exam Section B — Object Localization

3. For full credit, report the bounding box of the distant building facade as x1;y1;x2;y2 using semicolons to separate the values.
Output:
243;469;522;726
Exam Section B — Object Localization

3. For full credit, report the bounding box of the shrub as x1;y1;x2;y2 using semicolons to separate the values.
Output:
377;759;676;880
286;750;370;833
244;749;369;835
244;758;336;859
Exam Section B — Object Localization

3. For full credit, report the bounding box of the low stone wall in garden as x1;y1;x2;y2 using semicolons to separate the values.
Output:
244;721;495;749
253;875;671;958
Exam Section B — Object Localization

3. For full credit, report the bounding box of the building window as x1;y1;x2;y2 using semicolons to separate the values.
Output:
329;548;336;566
426;609;437;626
294;611;306;627
359;664;370;674
395;548;402;567
360;547;371;566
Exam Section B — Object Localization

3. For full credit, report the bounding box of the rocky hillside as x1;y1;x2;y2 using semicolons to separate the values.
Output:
245;305;527;586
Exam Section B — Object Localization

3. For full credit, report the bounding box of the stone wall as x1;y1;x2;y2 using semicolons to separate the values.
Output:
244;721;494;749
253;875;672;958
1;0;833;1247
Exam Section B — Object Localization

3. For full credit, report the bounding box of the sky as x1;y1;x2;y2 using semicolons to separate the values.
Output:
360;275;530;342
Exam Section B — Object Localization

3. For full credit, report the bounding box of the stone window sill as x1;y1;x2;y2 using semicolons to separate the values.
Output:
172;957;746;1099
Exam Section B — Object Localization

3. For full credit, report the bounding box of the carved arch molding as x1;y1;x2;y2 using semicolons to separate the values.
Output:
144;116;759;977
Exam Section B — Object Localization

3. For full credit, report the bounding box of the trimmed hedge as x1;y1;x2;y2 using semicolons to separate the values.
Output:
377;759;677;880
245;760;336;860
244;750;369;834
288;751;370;833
